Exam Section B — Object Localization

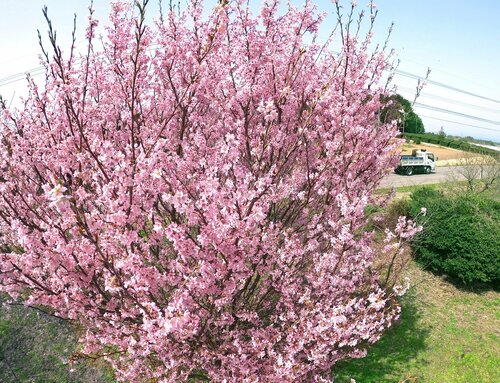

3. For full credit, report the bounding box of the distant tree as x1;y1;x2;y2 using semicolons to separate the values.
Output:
453;152;500;194
380;94;425;134
438;126;446;138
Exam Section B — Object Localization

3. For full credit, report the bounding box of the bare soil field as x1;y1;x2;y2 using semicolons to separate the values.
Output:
400;143;495;166
401;143;467;161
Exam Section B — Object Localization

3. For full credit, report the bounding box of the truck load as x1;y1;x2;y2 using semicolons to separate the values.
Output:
395;149;436;176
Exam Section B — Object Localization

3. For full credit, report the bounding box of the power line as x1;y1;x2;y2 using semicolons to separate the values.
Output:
2;62;500;126
0;69;45;87
398;86;500;114
396;56;498;95
0;43;165;88
0;67;45;84
414;102;500;126
395;69;500;104
418;114;500;133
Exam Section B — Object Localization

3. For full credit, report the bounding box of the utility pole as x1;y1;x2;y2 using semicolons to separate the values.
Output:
399;108;405;135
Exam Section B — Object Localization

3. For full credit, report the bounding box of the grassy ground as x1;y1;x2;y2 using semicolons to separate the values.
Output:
0;296;115;383
376;180;500;202
332;261;500;383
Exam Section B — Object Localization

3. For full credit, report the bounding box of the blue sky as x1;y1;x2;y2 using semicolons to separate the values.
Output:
372;0;500;142
1;0;499;142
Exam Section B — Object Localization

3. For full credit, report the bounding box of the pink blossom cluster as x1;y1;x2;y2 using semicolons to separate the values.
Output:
0;1;409;381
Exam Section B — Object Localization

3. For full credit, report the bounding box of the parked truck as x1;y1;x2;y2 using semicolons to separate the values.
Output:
395;149;436;176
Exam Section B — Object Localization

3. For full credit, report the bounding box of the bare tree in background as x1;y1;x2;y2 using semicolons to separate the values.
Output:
449;151;500;194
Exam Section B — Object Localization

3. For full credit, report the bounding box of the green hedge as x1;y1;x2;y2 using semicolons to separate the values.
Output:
408;188;500;286
403;133;498;156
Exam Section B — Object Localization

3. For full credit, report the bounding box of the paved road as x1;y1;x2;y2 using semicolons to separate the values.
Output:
380;166;465;188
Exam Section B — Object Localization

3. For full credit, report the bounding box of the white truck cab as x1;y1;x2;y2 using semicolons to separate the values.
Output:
396;149;437;176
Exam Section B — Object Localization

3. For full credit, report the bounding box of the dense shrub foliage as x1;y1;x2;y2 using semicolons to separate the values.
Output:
0;1;418;382
409;188;500;285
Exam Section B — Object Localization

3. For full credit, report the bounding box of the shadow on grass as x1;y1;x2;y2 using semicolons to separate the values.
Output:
331;291;430;383
415;263;500;294
442;275;500;294
0;295;116;383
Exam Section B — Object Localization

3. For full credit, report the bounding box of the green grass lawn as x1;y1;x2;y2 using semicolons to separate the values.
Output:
0;296;115;383
376;180;500;203
332;261;500;383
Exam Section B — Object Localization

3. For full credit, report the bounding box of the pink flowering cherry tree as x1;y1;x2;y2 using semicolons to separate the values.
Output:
0;0;421;381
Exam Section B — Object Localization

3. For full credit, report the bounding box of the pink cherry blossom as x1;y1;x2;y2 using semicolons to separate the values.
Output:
0;1;417;382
